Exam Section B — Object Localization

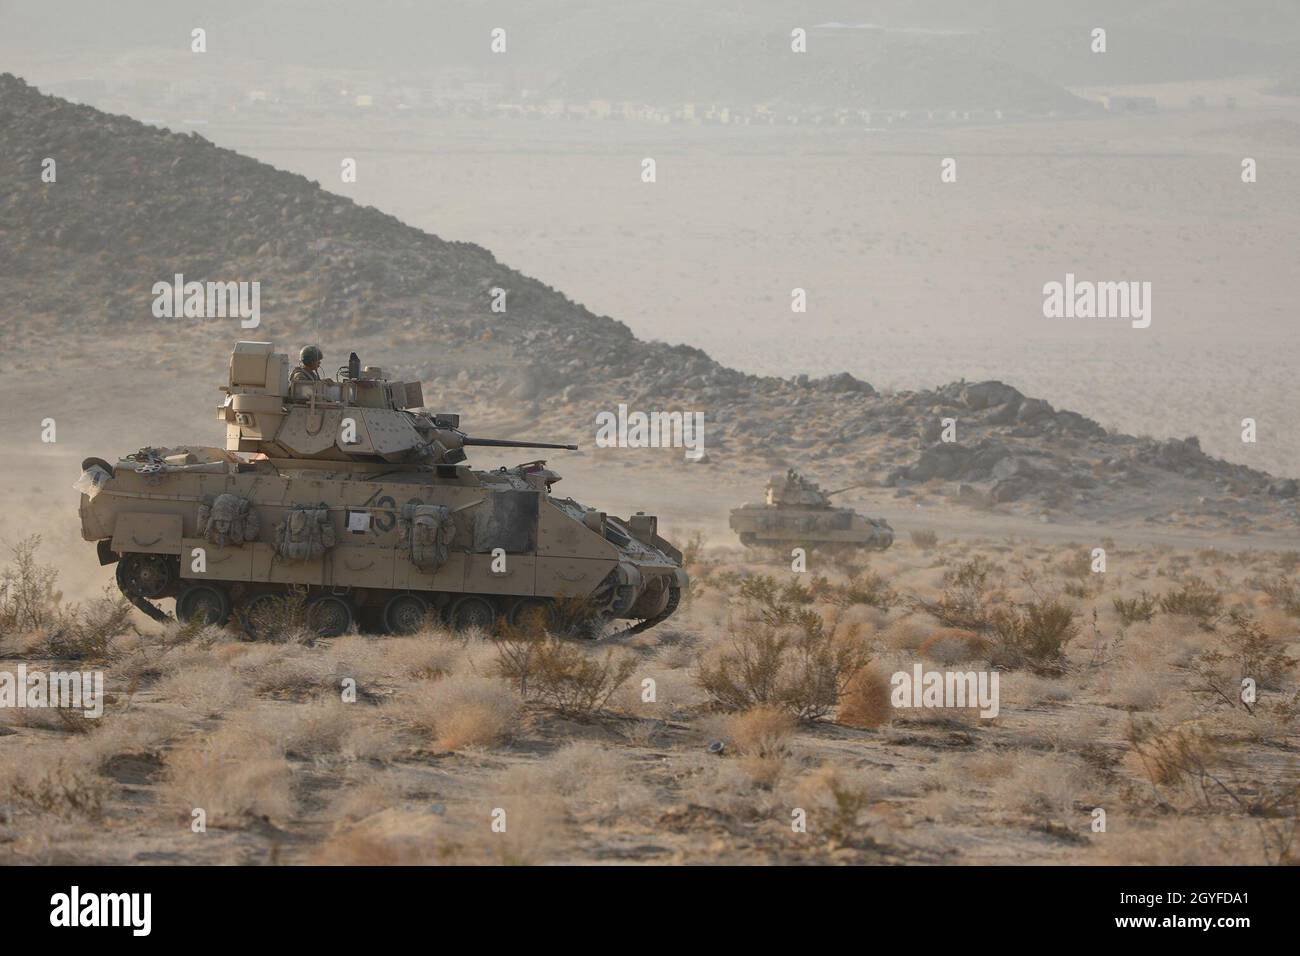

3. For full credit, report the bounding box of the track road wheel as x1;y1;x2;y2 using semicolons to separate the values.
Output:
383;593;430;635
307;594;355;638
116;552;174;599
176;583;231;626
448;595;498;635
507;596;554;631
240;591;291;640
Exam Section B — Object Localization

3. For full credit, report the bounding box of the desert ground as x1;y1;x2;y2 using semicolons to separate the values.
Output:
2;508;1298;864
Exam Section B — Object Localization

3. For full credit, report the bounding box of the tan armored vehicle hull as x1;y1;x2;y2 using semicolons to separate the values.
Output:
728;503;895;553
729;470;894;553
76;342;686;638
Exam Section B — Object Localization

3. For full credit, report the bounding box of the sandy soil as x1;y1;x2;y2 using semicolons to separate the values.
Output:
3;527;1297;865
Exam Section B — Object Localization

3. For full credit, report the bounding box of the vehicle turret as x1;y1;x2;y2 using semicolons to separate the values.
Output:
217;341;575;467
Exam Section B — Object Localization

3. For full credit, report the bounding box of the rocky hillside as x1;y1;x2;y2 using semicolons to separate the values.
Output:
1;73;1295;531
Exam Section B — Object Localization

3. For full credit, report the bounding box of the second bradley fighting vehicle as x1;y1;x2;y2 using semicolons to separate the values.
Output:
76;342;687;637
729;470;894;553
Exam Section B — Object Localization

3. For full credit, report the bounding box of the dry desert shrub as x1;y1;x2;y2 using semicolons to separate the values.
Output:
324;630;462;693
910;556;1005;632
833;571;899;610
1057;548;1094;580
987;596;1080;672
617;718;662;747
835;664;894;728
161;724;294;825
740;570;897;612
0;538;135;659
726;705;796;758
0;534;61;636
779;577;815;605
918;628;989;665
1003;672;1076;707
371;634;457;681
879;616;932;651
1112;591;1158;625
543;594;606;640
155;663;249;718
1189;610;1297;707
1159;576;1224;627
43;588;136;660
325;772;404;824
397;674;520;750
493;624;636;717
5;761;110;821
1105;668;1163;712
1124;717;1223;791
1097;818;1269;866
910;529;939;551
954;750;1017;788
656;634;700;671
914;787;964;823
679;530;706;572
0;699;100;734
1212;699;1300;747
240;586;312;643
229;643;337;698
681;752;788;815
0;738;112;821
990;753;1087;817
695;602;872;719
314;808;451;865
473;769;565;865
247;698;394;761
76;712;177;768
608;664;702;717
536;741;653;817
1123;718;1300;862
735;574;783;607
324;633;425;691
791;763;875;846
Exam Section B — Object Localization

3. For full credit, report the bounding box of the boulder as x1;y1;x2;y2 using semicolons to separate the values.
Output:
960;381;1022;410
815;372;876;395
1268;478;1299;499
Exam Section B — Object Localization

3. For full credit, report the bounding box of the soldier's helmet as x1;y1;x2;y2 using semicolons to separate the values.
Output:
300;345;323;367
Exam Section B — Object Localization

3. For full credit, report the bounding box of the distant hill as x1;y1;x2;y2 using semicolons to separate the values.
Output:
546;31;1088;113
4;1;1297;103
1;74;1294;530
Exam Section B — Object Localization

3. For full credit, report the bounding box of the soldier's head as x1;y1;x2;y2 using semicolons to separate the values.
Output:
300;345;323;371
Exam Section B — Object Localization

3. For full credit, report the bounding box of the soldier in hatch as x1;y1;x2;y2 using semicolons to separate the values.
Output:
290;345;324;383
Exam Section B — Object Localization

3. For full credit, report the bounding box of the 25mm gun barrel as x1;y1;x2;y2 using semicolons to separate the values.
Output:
824;482;871;497
463;437;578;451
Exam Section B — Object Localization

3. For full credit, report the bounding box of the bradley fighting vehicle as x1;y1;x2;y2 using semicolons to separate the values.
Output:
76;342;687;638
729;470;894;554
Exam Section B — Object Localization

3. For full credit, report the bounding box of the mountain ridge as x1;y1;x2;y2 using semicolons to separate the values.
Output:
1;73;1295;533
